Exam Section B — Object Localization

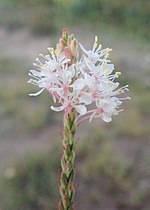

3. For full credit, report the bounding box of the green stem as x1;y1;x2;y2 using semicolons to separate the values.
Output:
58;109;76;210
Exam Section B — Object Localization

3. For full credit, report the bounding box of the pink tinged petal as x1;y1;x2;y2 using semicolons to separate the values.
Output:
51;105;65;112
96;99;107;108
89;107;104;122
84;74;94;89
105;102;116;113
68;65;75;77
75;105;87;115
101;114;112;122
72;89;80;98
50;91;57;103
53;89;66;99
29;88;45;96
72;78;85;89
80;95;92;105
64;71;74;84
100;100;115;112
47;75;60;85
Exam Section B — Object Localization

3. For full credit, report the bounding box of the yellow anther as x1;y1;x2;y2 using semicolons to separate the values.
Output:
47;47;54;54
98;44;102;50
115;72;121;78
104;69;109;76
118;89;124;93
105;53;110;59
95;36;98;43
116;72;121;76
101;62;105;67
55;49;59;56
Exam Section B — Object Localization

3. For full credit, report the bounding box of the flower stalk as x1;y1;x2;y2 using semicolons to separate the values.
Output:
28;28;129;210
58;109;76;210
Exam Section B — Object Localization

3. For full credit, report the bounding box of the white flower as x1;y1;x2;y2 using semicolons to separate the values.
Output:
51;89;87;116
40;48;70;71
79;36;112;64
28;34;129;123
84;57;114;77
92;97;122;122
28;49;70;97
28;69;59;96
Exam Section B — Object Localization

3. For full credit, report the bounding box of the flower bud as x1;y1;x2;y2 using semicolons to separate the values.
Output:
70;39;77;57
62;27;68;42
59;38;66;51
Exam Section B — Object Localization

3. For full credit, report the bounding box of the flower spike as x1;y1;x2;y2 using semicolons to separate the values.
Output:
28;30;129;123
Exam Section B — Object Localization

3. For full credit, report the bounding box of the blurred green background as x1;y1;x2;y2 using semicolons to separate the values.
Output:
0;0;150;209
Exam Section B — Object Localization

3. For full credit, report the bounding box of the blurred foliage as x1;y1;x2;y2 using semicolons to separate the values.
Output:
27;6;57;36
0;0;75;35
0;1;59;35
1;0;149;39
4;0;54;6
120;76;150;116
77;131;150;209
0;146;59;210
0;57;56;136
0;134;150;210
73;0;150;40
111;76;150;139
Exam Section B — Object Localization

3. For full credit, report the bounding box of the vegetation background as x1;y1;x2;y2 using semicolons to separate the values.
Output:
0;0;150;209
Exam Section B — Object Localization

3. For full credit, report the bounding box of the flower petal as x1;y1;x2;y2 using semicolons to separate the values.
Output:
29;70;45;77
75;105;87;115
79;43;89;56
71;78;85;89
101;114;112;122
80;95;92;105
51;105;65;112
29;88;45;96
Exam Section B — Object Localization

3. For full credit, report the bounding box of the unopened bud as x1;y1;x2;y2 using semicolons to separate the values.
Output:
62;27;68;42
70;39;77;57
67;36;71;47
59;38;66;51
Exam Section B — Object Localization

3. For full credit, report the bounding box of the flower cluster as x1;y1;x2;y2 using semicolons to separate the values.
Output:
28;30;129;123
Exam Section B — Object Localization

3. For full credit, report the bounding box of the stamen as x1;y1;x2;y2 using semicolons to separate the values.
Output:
76;115;91;126
118;96;131;100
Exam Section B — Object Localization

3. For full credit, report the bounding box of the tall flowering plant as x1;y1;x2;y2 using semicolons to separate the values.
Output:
28;29;129;209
